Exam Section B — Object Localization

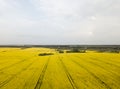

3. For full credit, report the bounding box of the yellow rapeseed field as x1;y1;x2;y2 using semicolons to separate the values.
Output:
0;48;120;89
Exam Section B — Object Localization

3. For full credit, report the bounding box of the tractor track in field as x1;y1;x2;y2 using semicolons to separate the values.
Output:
59;56;78;89
0;59;26;72
71;59;112;89
0;61;34;88
23;69;38;89
0;60;22;65
88;55;120;64
89;57;120;68
34;57;50;89
75;56;120;78
0;61;11;65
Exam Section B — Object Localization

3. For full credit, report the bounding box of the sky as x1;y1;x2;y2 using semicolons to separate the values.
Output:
0;0;120;45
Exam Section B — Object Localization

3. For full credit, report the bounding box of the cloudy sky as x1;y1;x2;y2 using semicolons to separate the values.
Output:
0;0;120;45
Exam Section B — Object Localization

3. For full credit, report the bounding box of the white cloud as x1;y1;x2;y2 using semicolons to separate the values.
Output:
0;0;120;44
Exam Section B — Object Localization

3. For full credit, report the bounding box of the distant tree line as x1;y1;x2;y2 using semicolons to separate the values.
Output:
38;53;54;56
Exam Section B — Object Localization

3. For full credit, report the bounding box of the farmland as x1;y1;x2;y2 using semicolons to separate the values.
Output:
0;47;120;89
